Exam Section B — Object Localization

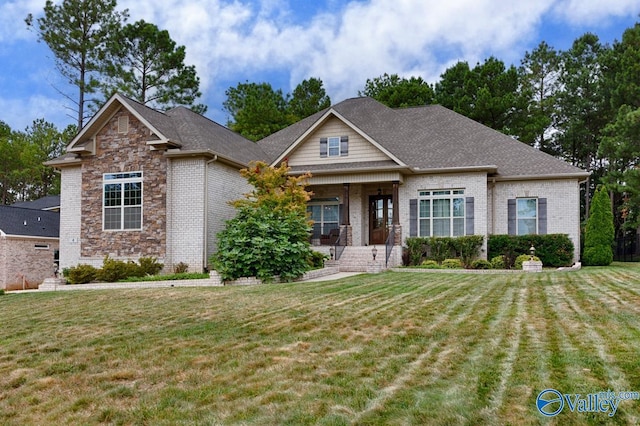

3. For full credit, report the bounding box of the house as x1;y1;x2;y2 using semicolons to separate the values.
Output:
45;93;266;274
46;93;587;275
258;97;588;267
11;195;61;212
0;204;59;290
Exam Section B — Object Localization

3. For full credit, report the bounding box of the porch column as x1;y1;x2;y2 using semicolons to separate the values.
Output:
392;181;399;225
342;183;350;225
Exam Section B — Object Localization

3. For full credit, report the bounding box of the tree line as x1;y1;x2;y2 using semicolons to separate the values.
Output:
3;0;639;239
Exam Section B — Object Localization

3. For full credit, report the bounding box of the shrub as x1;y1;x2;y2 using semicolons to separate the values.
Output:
514;254;541;270
490;256;505;269
138;257;164;276
420;260;440;269
406;238;426;265
0;289;5;296
405;236;484;266
471;259;492;269
452;235;484;268
308;251;328;269
488;234;573;267
174;262;189;274
583;186;614;266
442;258;463;269
65;264;98;284
97;256;141;282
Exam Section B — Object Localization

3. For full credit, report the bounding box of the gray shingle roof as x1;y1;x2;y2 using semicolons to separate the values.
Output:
259;97;587;179
0;206;59;238
11;195;60;210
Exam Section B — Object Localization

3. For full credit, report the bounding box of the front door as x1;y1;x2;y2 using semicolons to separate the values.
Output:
369;195;393;245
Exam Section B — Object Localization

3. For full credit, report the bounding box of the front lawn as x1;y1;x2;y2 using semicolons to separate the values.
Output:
1;264;640;424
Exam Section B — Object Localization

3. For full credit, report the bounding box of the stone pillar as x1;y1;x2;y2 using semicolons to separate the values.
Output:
342;183;350;226
392;180;399;225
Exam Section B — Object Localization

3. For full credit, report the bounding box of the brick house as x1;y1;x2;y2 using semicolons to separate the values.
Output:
0;204;59;290
47;94;587;274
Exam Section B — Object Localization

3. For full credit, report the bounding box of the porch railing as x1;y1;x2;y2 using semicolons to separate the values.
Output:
333;226;347;261
385;225;395;267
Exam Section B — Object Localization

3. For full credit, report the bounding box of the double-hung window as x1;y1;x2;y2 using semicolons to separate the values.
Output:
418;190;465;237
103;172;143;231
320;136;348;157
307;200;339;239
516;198;537;235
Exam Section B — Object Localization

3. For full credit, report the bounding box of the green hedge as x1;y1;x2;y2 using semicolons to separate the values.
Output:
487;234;574;268
405;235;483;267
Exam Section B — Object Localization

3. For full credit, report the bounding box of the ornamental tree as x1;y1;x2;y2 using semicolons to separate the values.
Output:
582;185;615;266
212;162;313;281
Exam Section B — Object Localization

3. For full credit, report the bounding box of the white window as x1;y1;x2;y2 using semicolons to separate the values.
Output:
103;172;143;231
517;198;537;235
328;137;340;157
307;200;339;240
320;136;348;157
418;190;465;237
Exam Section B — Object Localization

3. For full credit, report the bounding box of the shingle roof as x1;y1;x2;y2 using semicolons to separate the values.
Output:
0;206;59;238
259;97;587;179
11;195;60;210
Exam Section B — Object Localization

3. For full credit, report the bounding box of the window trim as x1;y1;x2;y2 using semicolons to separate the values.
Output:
417;189;465;237
102;171;143;231
516;197;538;235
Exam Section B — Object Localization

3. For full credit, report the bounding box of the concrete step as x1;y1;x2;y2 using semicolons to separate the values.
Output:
335;246;402;272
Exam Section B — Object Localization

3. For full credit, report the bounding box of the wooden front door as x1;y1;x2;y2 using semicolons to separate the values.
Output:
369;195;393;245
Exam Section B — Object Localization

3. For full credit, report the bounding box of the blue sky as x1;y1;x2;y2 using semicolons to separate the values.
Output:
0;0;638;132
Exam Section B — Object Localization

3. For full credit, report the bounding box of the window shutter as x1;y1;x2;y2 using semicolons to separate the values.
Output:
508;199;516;235
409;199;417;237
465;197;474;235
320;138;328;157
340;136;349;156
538;198;547;234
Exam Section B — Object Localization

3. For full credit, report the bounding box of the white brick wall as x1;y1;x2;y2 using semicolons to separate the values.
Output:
59;166;82;271
491;179;581;263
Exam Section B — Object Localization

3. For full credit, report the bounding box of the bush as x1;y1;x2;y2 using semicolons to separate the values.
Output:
514;254;541;270
97;256;142;282
174;262;189;274
488;234;573;268
405;236;483;266
138;256;164;276
442;258;463;269
308;251;329;269
490;256;505;269
471;259;492;269
419;260;441;269
452;235;484;268
65;264;98;284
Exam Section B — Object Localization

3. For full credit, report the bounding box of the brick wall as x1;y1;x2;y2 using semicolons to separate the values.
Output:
80;110;167;261
0;237;59;290
59;166;82;270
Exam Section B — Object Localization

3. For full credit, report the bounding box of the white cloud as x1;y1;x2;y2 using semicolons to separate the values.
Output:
0;0;45;43
0;95;68;131
552;0;638;25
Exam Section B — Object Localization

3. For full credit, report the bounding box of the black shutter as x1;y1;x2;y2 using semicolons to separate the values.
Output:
508;199;516;235
340;136;349;156
409;199;417;237
538;198;547;234
465;197;474;235
320;137;327;158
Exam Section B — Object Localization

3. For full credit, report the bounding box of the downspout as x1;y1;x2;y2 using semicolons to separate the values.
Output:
490;178;496;235
203;155;218;271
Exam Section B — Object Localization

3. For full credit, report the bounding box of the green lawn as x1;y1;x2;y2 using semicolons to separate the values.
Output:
2;264;640;425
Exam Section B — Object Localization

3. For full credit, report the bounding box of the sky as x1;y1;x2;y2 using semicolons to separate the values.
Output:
0;0;638;132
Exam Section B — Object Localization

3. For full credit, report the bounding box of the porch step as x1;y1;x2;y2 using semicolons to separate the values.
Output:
335;246;402;272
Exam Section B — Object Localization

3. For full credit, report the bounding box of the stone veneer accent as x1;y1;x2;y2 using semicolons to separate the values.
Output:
80;110;167;259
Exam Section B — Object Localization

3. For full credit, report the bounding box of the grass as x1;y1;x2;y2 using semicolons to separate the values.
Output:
1;263;640;424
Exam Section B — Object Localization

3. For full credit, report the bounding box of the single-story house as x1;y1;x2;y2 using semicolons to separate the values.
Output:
0;204;60;290
46;93;587;274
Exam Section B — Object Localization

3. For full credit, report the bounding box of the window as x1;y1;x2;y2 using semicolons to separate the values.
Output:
517;198;537;235
418;190;465;237
307;200;339;240
103;172;143;230
320;136;348;157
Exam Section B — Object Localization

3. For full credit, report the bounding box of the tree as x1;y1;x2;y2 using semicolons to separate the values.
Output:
360;73;434;108
26;0;129;128
516;41;561;154
223;82;290;141
0;122;21;204
212;161;313;281
288;77;331;120
102;19;206;114
582;186;614;266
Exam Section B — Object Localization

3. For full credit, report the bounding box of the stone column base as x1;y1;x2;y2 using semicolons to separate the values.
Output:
523;260;543;272
39;278;66;291
367;260;383;274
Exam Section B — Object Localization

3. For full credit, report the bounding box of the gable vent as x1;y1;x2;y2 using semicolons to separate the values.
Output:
118;116;129;134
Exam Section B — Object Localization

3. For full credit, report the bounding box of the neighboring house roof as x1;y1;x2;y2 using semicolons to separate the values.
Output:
0;205;59;238
46;94;267;168
11;195;61;211
259;97;588;180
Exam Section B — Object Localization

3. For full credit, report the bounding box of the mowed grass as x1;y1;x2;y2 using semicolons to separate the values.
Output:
2;265;640;425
